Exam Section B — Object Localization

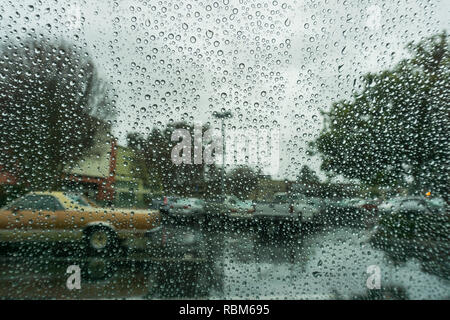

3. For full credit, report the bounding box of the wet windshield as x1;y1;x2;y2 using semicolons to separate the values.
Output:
0;0;448;301
64;193;91;207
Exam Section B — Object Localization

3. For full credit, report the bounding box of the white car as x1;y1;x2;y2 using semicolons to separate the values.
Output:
294;198;322;222
224;196;255;220
377;197;409;213
378;196;447;214
169;198;205;217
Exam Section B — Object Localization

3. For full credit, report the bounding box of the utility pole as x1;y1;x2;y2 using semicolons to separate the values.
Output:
213;110;232;199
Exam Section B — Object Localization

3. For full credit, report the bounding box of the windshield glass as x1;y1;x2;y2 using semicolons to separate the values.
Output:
64;193;91;207
0;0;448;302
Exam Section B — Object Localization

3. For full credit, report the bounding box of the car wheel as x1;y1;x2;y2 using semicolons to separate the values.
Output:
0;242;9;256
84;226;119;257
81;257;114;281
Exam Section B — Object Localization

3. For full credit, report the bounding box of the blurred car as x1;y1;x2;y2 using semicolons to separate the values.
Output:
340;198;380;212
370;196;449;272
150;196;178;214
255;195;322;224
223;196;255;220
254;193;292;217
318;198;371;226
360;200;379;213
337;198;364;210
255;194;301;219
378;196;447;215
254;195;323;238
203;197;227;221
377;196;411;213
272;192;290;204
203;195;255;222
428;197;447;208
293;197;323;222
0;191;161;256
168;198;205;219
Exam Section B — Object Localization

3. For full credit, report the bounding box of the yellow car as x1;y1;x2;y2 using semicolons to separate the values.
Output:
0;191;161;255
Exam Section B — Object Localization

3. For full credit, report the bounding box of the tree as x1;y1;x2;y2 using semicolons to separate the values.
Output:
311;32;449;200
127;122;212;196
0;38;113;191
297;165;320;184
203;163;225;199
227;165;259;199
293;165;321;197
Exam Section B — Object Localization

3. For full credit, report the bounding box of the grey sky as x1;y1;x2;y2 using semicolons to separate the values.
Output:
1;0;449;180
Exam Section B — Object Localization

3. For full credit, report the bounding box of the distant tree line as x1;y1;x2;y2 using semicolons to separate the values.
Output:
127;123;260;199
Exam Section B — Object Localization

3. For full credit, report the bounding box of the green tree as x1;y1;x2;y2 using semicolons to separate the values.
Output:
204;163;225;199
127;122;212;196
311;32;449;200
297;165;320;184
0;38;113;191
227;165;259;199
294;165;321;197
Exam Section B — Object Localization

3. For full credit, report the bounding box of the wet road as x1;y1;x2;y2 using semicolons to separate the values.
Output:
0;225;449;299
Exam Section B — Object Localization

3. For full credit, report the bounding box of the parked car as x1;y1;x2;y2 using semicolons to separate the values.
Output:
336;198;363;210
223;195;255;220
377;196;411;213
151;196;178;215
255;195;324;224
203;197;227;221
378;196;447;215
294;197;323;223
370;196;449;273
359;198;381;212
168;198;205;219
203;195;255;222
322;198;372;226
338;198;380;212
0;191;161;256
254;194;304;238
272;192;292;204
254;193;294;219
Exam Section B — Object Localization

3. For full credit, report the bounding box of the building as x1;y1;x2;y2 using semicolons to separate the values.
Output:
63;133;159;208
62;132;116;203
0;129;157;208
250;176;289;201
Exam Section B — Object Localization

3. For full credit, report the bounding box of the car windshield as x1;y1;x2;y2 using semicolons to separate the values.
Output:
64;193;91;207
176;198;198;205
273;194;288;203
0;0;448;302
235;200;252;208
428;198;446;208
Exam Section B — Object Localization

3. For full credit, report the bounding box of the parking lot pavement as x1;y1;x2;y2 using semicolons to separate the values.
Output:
0;225;449;299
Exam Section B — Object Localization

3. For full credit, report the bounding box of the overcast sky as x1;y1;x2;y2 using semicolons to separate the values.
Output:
1;0;449;180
